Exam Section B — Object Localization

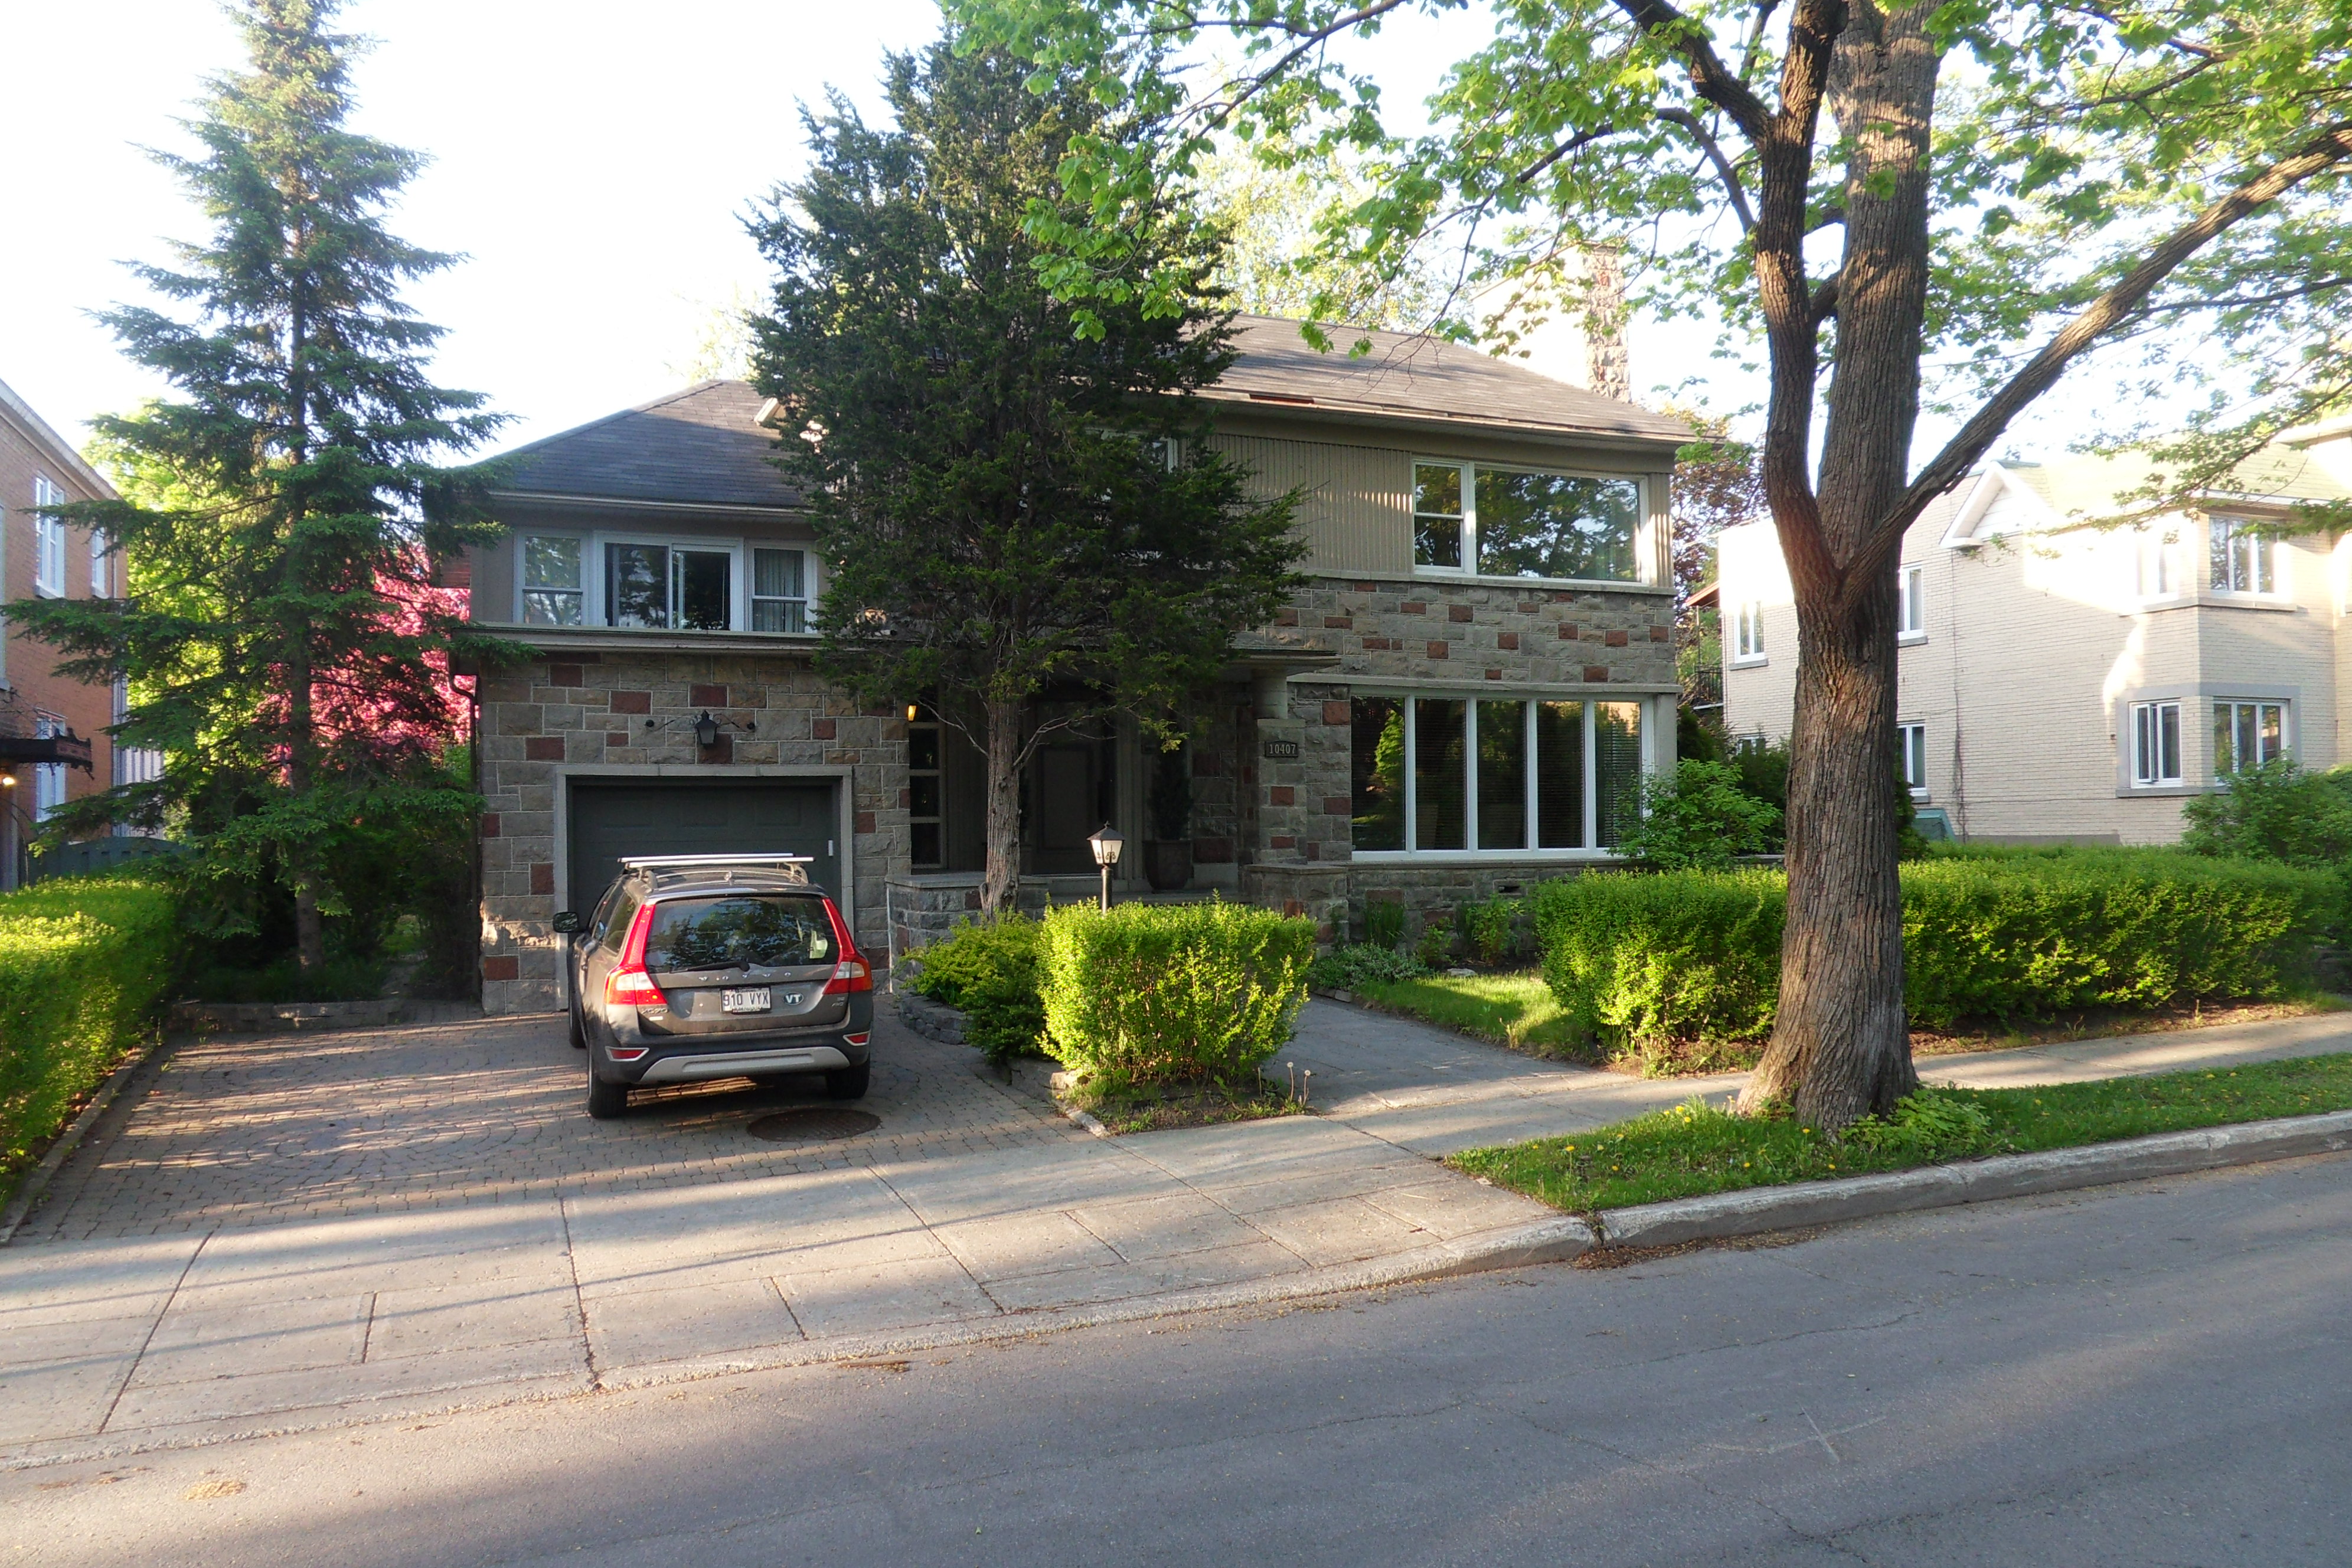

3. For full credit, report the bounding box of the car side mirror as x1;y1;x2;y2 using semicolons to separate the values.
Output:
551;910;583;935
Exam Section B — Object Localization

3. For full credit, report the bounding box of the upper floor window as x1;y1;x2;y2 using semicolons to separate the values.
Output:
2214;700;2286;775
1733;599;1766;662
89;525;109;596
1899;721;1928;797
752;548;808;633
2135;527;2175;597
606;543;730;631
1897;566;1925;641
2210;517;2276;595
32;476;67;597
522;536;584;625
2130;701;2181;787
1412;461;1642;583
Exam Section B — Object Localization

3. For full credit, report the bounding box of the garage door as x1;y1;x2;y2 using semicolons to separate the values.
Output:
565;780;841;917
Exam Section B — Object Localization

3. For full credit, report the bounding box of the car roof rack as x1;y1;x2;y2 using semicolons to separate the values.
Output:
618;852;815;870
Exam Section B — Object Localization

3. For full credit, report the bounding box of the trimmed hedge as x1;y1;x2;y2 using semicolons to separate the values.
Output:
0;875;178;1201
1039;900;1315;1086
907;915;1046;1066
1533;850;2338;1069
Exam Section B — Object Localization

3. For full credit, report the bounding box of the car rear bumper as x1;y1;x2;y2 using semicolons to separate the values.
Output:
636;1044;853;1083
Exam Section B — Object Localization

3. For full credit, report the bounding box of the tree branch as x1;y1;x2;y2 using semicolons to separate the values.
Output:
1874;122;2352;589
1657;107;1757;231
1809;269;1840;322
1609;0;1771;139
1513;123;1618;186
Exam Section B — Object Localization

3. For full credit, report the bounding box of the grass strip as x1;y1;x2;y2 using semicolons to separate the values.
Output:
1349;971;1588;1057
1448;1052;2352;1213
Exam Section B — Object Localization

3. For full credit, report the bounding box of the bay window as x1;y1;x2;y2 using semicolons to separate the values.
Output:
2213;700;2286;775
1351;694;1647;854
1412;461;1644;582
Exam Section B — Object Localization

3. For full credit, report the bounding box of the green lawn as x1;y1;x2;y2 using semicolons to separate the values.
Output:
1349;971;1587;1056
1448;1052;2352;1214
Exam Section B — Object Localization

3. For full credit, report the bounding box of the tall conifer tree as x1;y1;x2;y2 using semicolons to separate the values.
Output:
15;0;502;971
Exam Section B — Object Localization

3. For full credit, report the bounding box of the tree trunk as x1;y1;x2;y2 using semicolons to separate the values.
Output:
979;697;1023;916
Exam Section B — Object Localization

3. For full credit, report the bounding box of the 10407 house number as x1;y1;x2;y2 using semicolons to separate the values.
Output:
1261;739;1301;759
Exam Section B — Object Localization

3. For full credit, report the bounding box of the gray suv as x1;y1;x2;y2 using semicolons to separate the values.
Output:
555;855;874;1120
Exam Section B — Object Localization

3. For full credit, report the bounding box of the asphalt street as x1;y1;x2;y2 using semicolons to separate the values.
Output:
6;1150;2347;1568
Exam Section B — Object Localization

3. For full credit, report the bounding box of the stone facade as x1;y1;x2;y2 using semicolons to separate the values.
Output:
1249;573;1677;688
475;648;907;1015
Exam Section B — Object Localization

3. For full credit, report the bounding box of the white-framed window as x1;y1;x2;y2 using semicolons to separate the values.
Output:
110;677;165;792
602;540;736;631
1899;721;1928;797
32;475;67;598
2210;517;2277;595
1733;600;1766;663
2129;701;2181;787
752;548;809;633
520;536;584;626
31;714;66;822
1348;693;1647;855
1897;566;1925;641
2135;526;2175;598
89;525;109;596
2213;700;2286;776
1411;460;1644;583
906;703;944;868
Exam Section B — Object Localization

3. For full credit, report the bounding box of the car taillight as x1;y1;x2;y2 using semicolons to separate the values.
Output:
819;899;871;994
603;903;667;1008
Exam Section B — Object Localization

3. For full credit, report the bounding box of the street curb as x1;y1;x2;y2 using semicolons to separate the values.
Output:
1593;1108;2352;1250
0;1033;171;1247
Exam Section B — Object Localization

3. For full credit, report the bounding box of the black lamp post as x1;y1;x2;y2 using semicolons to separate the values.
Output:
1086;824;1124;912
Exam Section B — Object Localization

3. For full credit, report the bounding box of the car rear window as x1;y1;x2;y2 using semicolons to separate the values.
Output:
644;895;836;972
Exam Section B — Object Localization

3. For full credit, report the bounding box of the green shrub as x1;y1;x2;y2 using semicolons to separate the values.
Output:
1415;909;1455;968
1038;900;1315;1087
1462;894;1526;965
909;916;1046;1066
1616;759;1782;870
0;874;178;1201
1532;850;2337;1068
2181;759;2352;870
1363;898;1406;950
1310;942;1430;991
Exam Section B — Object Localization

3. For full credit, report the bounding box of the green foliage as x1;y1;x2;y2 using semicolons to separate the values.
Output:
1462;894;1527;966
2181;759;2352;870
910;916;1047;1066
0;876;178;1201
1415;909;1455;969
1308;942;1429;991
1363;897;1405;950
1842;1089;1995;1161
1616;760;1782;871
1533;852;2338;1069
1342;968;1587;1057
1037;900;1314;1087
12;0;505;974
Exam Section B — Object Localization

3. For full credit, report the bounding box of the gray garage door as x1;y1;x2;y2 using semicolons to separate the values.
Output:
564;780;841;917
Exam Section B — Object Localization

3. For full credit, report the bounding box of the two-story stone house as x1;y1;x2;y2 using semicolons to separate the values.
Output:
1719;424;2352;844
467;317;1687;1014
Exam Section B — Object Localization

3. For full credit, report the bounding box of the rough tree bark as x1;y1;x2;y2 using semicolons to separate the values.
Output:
981;697;1025;916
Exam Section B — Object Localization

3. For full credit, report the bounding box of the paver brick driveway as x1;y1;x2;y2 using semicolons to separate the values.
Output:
19;1008;1082;1244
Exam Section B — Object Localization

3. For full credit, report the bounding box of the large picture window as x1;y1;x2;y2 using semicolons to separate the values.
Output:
1351;694;1645;854
1411;461;1643;583
2213;700;2285;775
604;543;733;631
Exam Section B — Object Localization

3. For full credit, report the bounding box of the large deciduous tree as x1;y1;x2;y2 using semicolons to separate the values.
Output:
953;0;2352;1126
14;0;502;974
749;37;1304;916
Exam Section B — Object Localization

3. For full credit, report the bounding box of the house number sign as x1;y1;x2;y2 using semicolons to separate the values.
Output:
1261;739;1301;759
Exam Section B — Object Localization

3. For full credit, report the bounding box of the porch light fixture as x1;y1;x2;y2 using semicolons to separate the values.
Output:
1086;824;1124;912
642;712;757;747
694;711;721;749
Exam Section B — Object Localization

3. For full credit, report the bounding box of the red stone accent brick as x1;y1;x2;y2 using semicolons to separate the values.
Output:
1486;669;1504;681
524;737;565;762
1498;632;1519;651
1400;601;1427;615
1519;600;1540;613
1584;665;1609;682
482;955;520;982
1649;625;1671;642
899;788;912;808
1322;700;1350;726
1275;607;1299;627
479;814;500;838
549;664;584;688
1283;899;1305;917
1323;796;1350;815
812;717;837;740
1304;841;1321;861
609;690;651;714
530;863;555;896
690;683;727;708
964;890;982;909
1558;623;1580;640
1324;615;1352;629
1448;603;1474;623
1605;629;1629;648
605;730;626;747
1361;636;1391;651
1269;786;1295;806
1270;836;1296;850
1352;581;1380;593
854;811;876;834
1427;641;1449;659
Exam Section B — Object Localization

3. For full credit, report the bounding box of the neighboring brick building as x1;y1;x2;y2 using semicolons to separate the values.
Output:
0;376;137;886
465;318;1687;1013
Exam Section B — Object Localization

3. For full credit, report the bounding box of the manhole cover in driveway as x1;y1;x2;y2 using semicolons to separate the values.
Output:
747;1108;881;1143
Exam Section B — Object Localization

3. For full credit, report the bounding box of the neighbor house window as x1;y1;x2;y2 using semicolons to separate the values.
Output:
906;704;943;868
1733;600;1766;662
2135;527;2174;597
31;716;66;822
32;476;67;597
1899;721;1928;797
2210;517;2276;594
89;526;109;596
1412;460;1643;582
752;548;808;633
2130;701;2181;787
1350;694;1644;854
521;536;584;625
1897;566;1924;641
2213;700;2286;775
603;543;733;631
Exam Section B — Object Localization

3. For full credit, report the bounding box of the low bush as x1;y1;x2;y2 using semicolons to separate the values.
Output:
1615;759;1782;870
1309;942;1430;991
0;874;178;1201
1038;900;1315;1087
2181;758;2352;870
1533;850;2338;1069
1363;899;1406;950
909;916;1046;1066
1462;894;1528;966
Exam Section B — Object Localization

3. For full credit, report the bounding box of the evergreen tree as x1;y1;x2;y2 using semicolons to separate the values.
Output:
15;0;503;974
750;38;1304;914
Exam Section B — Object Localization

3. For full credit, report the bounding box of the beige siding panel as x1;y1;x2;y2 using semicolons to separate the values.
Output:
469;541;514;625
1206;432;1412;577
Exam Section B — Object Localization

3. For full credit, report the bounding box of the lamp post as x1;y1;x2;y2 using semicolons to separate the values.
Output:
1086;824;1124;912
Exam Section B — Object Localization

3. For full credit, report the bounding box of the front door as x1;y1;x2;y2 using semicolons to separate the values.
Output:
1024;731;1113;875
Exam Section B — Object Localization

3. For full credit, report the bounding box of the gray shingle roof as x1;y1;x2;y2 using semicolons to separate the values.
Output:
492;380;798;509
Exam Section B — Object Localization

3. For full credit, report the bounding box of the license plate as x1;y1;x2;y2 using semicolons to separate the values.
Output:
721;988;772;1014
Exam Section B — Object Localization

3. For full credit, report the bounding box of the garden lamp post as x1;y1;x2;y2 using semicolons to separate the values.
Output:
1087;824;1123;912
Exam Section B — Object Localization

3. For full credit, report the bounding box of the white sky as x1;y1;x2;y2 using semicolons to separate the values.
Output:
1;1;2171;471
